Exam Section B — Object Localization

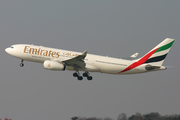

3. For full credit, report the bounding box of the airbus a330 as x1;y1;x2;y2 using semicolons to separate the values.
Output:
5;38;174;81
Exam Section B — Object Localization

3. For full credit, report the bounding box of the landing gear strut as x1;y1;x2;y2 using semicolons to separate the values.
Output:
20;60;24;67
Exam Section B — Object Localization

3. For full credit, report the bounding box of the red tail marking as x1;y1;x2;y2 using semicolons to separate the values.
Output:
119;48;159;73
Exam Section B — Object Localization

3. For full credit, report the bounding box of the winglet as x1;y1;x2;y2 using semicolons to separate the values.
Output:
80;50;88;60
82;50;87;56
130;53;139;58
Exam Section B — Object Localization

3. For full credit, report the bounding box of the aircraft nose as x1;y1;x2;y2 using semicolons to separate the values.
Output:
5;47;11;54
5;48;9;53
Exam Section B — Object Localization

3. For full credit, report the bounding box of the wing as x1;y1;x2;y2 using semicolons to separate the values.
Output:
62;50;87;68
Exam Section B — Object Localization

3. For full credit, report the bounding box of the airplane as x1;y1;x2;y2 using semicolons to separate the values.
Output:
5;38;174;81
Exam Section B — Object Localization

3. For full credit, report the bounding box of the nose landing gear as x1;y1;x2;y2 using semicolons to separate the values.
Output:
20;60;24;67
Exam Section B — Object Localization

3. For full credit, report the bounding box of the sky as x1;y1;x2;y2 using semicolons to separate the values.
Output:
1;0;180;120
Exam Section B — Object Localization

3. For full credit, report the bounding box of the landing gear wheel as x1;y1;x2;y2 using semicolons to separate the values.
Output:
83;73;88;77
73;73;78;77
20;63;24;67
77;76;83;81
87;76;93;80
20;59;24;67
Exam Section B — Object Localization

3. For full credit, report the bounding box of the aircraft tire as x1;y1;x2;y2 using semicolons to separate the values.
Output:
87;76;93;80
77;76;83;81
83;73;88;77
73;73;78;77
20;63;24;67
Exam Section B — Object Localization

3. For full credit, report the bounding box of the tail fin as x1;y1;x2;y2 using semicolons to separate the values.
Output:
136;38;175;66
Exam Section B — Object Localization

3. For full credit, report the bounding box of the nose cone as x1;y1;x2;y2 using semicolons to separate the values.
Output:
5;46;19;58
5;47;13;55
5;48;10;54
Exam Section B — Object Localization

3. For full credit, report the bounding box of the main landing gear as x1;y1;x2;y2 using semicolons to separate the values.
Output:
20;59;24;67
73;72;93;81
83;72;93;80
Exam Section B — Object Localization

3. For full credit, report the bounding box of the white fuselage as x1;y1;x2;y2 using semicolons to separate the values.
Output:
5;44;165;75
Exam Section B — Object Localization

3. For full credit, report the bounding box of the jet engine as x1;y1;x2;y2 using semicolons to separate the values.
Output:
43;60;66;71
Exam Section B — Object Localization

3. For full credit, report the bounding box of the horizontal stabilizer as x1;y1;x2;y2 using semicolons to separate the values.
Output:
145;65;160;70
145;65;167;71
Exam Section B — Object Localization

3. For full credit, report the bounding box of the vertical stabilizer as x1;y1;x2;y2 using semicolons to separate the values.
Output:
140;38;175;66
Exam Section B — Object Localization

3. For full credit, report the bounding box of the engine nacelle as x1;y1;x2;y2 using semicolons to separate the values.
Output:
43;60;66;71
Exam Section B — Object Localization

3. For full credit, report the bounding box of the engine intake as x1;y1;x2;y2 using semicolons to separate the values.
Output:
43;60;66;71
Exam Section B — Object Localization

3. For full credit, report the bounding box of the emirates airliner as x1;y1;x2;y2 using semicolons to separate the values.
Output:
5;38;174;80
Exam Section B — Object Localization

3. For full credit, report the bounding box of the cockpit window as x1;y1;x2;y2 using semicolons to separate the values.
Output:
10;46;14;49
